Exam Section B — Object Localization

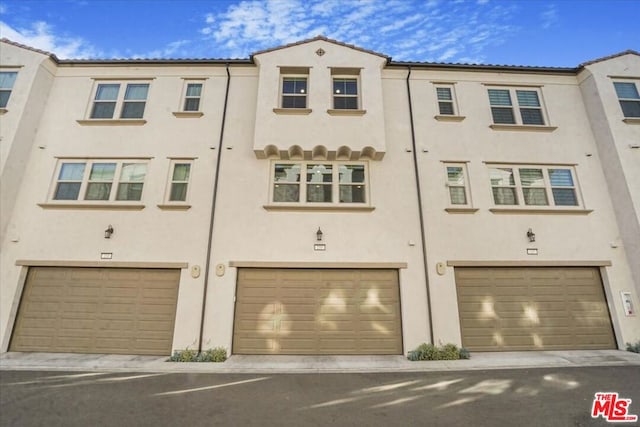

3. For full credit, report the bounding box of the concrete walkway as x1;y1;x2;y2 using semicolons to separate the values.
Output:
1;350;639;373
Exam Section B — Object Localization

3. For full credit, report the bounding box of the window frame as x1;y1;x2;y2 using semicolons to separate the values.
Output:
332;76;360;110
486;86;548;127
87;80;151;120
434;84;459;116
0;71;18;110
613;81;640;119
444;163;471;207
487;164;582;209
280;74;308;109
163;159;194;204
49;159;148;204
182;81;204;112
269;161;370;207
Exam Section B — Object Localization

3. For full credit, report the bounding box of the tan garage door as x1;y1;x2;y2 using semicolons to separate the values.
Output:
455;267;616;351
233;268;402;355
10;267;180;355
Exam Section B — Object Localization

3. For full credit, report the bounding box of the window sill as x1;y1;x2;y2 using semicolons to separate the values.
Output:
623;118;640;124
0;108;7;115
157;204;192;210
489;207;592;215
327;109;367;116
489;124;557;132
445;207;479;213
435;115;466;122
264;204;375;212
38;202;145;210
273;108;312;115
172;112;204;118
76;119;147;126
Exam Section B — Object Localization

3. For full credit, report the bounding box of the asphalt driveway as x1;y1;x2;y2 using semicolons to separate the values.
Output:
1;366;639;426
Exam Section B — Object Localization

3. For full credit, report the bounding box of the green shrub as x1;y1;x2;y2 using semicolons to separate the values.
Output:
626;341;640;353
168;347;227;362
407;342;470;361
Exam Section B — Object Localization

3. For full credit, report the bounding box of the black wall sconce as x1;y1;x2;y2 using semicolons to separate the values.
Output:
104;225;114;239
316;227;323;241
527;228;536;243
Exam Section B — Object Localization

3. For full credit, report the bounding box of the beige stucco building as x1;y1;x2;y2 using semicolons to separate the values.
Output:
1;37;638;357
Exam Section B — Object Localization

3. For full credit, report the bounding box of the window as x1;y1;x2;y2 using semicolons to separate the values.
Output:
614;82;640;118
445;164;469;205
52;160;147;202
333;78;358;109
281;77;307;108
90;82;150;119
272;162;367;205
435;85;457;115
183;83;203;112
0;71;18;108
489;165;579;207
168;162;192;202
487;88;545;125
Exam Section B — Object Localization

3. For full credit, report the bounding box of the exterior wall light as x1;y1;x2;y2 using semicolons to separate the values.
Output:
316;227;323;241
104;225;114;239
527;228;536;243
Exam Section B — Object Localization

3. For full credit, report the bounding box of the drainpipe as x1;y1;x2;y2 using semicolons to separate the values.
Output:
406;66;435;345
198;63;231;353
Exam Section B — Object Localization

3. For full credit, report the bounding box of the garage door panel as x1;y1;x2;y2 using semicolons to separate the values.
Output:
234;268;402;355
11;267;179;355
456;267;615;351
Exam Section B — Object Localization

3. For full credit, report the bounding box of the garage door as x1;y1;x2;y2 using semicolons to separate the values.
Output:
233;268;402;355
10;267;180;355
455;267;616;351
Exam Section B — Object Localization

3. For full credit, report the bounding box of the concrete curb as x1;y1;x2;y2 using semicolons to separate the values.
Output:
2;350;640;374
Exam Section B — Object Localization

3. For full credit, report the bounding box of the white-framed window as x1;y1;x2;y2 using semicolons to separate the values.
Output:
435;85;458;115
51;160;147;202
487;87;546;125
0;71;18;108
272;161;368;205
89;82;150;119
281;76;308;108
182;82;203;112
445;163;470;206
166;160;192;202
332;77;359;109
488;165;580;207
613;81;640;118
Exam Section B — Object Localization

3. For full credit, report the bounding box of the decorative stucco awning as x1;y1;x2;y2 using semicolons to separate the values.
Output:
254;144;384;161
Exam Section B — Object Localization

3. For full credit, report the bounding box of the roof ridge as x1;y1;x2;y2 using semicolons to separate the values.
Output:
579;49;640;67
0;38;58;60
250;35;390;60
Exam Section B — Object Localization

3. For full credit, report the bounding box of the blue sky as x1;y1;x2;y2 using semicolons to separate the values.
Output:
0;0;638;66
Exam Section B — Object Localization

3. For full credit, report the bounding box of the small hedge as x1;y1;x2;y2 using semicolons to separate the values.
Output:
627;341;640;354
407;343;470;361
168;347;227;362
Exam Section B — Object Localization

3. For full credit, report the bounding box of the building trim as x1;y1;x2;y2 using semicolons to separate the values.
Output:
489;208;593;215
489;124;557;132
263;205;375;212
435;115;466;122
229;261;408;269
15;260;189;268
447;260;612;267
38;203;145;210
76;119;147;126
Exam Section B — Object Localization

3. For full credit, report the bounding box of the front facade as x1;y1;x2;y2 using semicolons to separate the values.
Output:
1;37;638;357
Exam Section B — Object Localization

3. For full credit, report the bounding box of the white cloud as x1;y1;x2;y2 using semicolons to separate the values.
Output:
540;4;559;29
0;20;97;59
197;0;519;63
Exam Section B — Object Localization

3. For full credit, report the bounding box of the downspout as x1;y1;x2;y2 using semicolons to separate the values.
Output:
198;63;231;353
405;66;435;345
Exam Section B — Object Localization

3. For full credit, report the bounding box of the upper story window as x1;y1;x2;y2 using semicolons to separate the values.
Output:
488;165;580;207
282;77;307;108
445;163;470;206
167;161;192;202
333;78;358;109
487;88;546;125
613;81;640;118
272;162;367;205
183;82;203;112
436;85;457;115
0;71;18;108
52;160;147;202
90;82;150;119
